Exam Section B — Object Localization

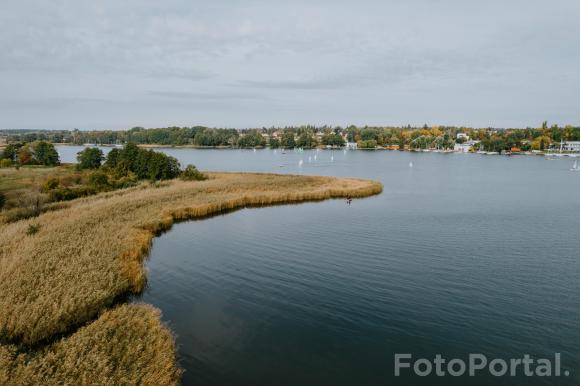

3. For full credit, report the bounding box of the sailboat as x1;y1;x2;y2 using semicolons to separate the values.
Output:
571;160;580;171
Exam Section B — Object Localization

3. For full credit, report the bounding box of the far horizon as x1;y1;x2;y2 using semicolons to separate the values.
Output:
2;122;579;132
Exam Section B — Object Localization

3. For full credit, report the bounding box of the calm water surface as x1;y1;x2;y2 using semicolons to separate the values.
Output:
59;146;580;385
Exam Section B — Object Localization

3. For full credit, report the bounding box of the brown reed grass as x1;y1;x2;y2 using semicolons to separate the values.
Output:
0;171;381;384
0;303;181;386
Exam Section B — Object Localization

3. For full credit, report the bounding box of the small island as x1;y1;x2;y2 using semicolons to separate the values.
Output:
0;143;382;385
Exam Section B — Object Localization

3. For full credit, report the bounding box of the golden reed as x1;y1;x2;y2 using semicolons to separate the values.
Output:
0;172;381;385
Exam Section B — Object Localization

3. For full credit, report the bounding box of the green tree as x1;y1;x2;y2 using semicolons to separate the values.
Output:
280;131;296;148
32;141;60;166
321;133;345;147
145;151;181;180
237;131;266;148
358;139;377;149
398;136;406;150
269;137;280;148
1;143;23;161
361;128;378;141
296;132;316;148
346;126;357;142
77;148;104;169
105;148;120;168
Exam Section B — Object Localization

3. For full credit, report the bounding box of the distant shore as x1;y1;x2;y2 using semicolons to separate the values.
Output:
52;142;580;157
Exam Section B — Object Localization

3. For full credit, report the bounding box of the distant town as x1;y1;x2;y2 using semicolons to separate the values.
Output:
1;122;580;156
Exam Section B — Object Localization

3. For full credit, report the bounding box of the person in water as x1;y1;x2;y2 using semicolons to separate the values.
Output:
346;196;352;205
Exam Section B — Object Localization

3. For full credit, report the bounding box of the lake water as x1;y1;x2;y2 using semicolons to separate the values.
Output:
58;146;580;385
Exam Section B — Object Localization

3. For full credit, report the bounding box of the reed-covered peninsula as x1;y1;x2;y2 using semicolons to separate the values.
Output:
0;171;382;385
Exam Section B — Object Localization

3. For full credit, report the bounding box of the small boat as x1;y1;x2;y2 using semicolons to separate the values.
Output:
571;160;580;171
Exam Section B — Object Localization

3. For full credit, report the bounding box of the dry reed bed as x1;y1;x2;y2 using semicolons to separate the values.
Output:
0;303;181;385
0;172;381;384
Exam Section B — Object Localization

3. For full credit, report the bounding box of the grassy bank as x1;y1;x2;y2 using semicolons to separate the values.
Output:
0;170;382;384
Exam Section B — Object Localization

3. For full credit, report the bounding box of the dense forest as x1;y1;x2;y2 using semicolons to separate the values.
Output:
2;122;580;153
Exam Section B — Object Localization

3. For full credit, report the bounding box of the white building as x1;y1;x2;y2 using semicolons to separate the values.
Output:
346;142;358;150
454;140;479;153
562;141;580;152
457;133;470;140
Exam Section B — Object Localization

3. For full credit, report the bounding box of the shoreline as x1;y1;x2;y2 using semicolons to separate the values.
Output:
51;143;580;156
0;172;382;385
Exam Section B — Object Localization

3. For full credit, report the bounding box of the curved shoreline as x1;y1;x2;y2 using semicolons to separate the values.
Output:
0;172;382;385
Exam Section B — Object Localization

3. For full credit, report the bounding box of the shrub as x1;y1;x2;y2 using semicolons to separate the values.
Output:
4;193;46;222
0;159;12;168
4;208;40;222
58;174;81;187
180;165;207;181
41;177;60;192
26;224;40;235
0;192;5;210
48;187;96;202
88;171;110;190
112;175;138;189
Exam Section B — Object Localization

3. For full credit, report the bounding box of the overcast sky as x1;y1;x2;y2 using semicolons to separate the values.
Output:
2;0;580;129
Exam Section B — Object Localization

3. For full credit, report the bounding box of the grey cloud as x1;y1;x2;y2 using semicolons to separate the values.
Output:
2;0;580;129
147;90;265;100
237;76;372;90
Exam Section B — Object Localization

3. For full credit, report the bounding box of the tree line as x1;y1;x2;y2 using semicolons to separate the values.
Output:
0;141;60;167
2;122;580;152
0;142;207;222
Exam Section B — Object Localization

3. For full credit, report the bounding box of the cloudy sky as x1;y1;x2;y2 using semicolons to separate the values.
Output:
2;0;580;129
